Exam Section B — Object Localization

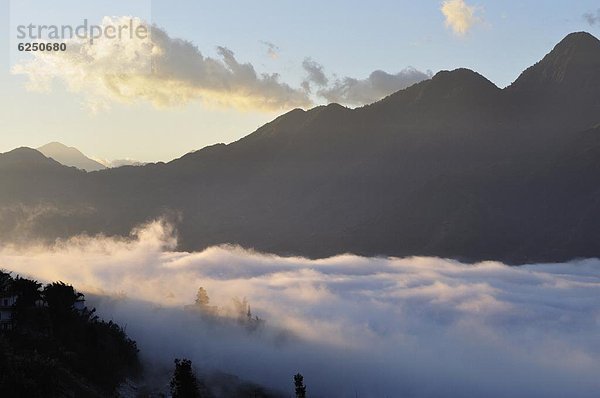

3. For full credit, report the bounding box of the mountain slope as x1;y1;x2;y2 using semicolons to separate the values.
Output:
38;142;106;172
1;32;600;263
509;32;600;92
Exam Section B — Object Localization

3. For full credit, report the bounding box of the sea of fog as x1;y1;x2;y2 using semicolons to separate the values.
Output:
0;221;599;397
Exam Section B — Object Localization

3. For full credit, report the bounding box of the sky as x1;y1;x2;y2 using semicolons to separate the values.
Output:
1;0;600;163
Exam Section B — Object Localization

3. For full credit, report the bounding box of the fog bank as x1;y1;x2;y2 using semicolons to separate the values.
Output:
1;221;599;397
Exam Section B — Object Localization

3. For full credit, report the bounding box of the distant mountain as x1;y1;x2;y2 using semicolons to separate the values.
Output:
37;142;106;172
2;32;600;264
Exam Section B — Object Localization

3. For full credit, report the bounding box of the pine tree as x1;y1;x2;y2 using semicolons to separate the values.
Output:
170;358;201;398
195;287;210;307
294;373;306;398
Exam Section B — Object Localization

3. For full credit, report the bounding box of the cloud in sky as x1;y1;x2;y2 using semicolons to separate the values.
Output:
11;16;434;112
260;40;280;59
441;0;482;36
301;57;329;92
315;67;432;105
12;17;311;112
584;9;600;26
1;220;599;397
94;158;145;168
11;16;435;112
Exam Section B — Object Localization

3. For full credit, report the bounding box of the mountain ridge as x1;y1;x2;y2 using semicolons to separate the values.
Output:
1;32;600;264
509;31;600;92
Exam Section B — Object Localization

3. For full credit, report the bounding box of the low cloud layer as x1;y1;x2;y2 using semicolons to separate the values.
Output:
441;0;482;36
1;221;599;397
584;9;600;26
12;17;311;112
94;158;146;168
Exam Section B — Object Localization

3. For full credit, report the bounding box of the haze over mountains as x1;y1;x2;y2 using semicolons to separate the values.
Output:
38;142;107;172
37;142;144;171
2;32;600;264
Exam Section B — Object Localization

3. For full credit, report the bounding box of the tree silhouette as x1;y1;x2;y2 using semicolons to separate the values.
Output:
0;274;140;393
12;277;42;308
170;358;202;398
294;373;306;398
10;277;43;327
195;287;210;307
0;271;12;292
42;282;83;320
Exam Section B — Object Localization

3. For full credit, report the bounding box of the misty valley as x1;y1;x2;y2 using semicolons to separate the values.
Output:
1;221;599;397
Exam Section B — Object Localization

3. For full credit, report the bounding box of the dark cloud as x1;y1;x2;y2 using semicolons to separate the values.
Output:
318;67;432;105
584;9;600;25
301;58;329;92
260;41;281;59
301;58;432;106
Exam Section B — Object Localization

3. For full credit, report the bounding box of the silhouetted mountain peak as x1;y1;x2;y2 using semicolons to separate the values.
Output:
510;31;600;92
379;68;499;112
5;147;39;155
2;147;48;161
240;104;351;146
428;68;499;94
432;68;494;85
0;147;63;169
304;102;349;122
558;31;599;48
